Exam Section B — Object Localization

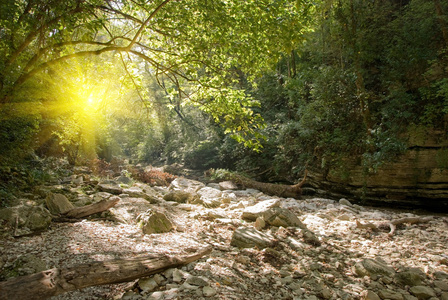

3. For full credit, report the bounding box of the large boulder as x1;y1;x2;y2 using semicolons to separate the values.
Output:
109;197;151;224
45;193;74;214
264;207;307;229
138;209;174;234
1;254;47;279
219;181;238;191
0;203;51;235
169;178;205;193
196;187;223;208
241;199;281;221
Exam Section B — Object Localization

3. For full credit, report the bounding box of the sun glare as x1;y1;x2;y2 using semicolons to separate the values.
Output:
85;92;102;109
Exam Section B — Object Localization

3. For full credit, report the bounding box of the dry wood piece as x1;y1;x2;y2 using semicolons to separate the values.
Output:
355;220;379;232
0;246;212;300
226;170;308;198
356;216;433;236
64;197;120;219
386;216;433;236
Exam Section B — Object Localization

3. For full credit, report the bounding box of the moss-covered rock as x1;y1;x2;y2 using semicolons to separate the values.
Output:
137;209;174;234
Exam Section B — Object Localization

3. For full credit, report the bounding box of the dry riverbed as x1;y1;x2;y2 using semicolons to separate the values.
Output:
1;177;448;300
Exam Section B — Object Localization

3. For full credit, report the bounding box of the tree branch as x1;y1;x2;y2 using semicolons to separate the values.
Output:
127;0;174;50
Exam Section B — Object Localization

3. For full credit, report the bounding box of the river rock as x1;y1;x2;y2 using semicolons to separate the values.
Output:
254;216;266;230
116;176;132;185
185;276;208;286
241;199;281;221
219;181;238;190
409;286;436;299
0;204;52;234
199;186;222;197
164;190;196;203
434;280;448;291
2;254;47;278
137;209;173;234
354;258;395;278
364;290;381;300
395;269;426;286
230;226;275;249
339;198;352;206
264;207;307;229
45;193;74;214
172;268;188;283
377;289;403;300
97;183;123;195
435;272;448;280
138;277;159;292
169;178;205;193
202;286;217;297
122;187;145;198
147;291;164;300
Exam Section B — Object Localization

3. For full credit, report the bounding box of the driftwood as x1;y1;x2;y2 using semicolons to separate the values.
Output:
66;198;120;219
356;216;433;236
0;246;212;300
226;170;308;198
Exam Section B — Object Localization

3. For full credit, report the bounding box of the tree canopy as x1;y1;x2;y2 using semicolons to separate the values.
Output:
1;0;447;192
0;0;316;151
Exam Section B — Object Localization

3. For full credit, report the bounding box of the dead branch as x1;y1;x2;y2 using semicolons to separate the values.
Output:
356;217;433;237
0;246;212;300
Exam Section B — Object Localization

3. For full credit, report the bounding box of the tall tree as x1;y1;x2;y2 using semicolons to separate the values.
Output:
0;0;316;148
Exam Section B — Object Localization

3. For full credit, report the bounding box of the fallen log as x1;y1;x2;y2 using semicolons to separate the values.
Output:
64;197;120;219
225;170;308;198
0;246;212;300
356;216;433;236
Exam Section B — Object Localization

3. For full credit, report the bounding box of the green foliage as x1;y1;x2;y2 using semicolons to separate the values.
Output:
1;0;317;153
183;140;221;170
223;0;448;182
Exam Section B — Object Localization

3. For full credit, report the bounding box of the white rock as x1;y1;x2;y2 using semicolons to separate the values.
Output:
147;291;164;300
138;277;158;292
241;199;281;221
339;198;352;206
197;187;222;199
172;268;188;283
163;268;175;280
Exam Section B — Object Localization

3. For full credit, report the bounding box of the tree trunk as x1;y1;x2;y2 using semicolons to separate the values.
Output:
225;170;307;198
64;197;120;219
0;246;212;300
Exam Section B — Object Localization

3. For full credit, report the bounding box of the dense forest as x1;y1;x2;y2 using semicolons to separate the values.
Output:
1;0;447;208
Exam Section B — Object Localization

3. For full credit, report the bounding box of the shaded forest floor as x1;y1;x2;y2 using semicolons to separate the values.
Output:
1;166;448;300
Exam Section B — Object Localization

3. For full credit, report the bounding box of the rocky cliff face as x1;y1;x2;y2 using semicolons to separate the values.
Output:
308;128;448;211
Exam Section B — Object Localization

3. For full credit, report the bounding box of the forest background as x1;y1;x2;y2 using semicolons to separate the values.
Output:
1;0;447;206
